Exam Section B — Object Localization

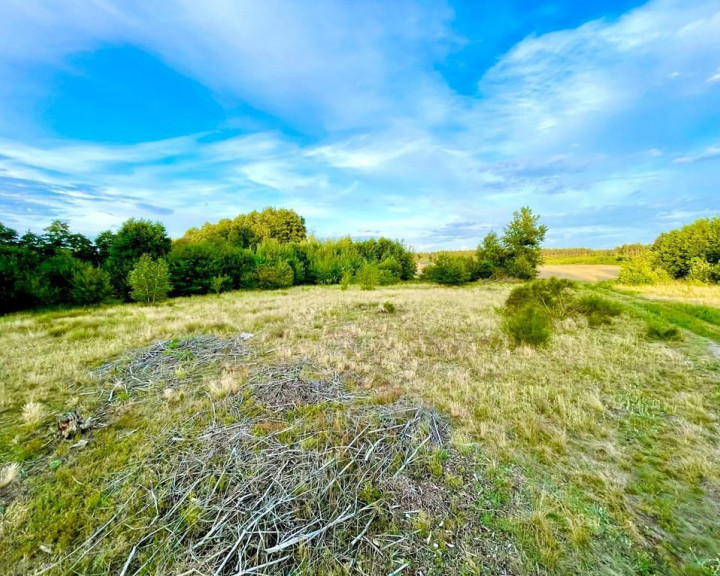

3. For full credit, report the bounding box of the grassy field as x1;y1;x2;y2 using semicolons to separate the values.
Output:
1;282;719;575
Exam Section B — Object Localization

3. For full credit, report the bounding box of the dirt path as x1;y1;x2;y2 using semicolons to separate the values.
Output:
539;264;620;282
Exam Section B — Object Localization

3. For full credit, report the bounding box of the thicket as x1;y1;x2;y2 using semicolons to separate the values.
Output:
500;278;623;346
421;207;547;284
619;216;720;285
0;208;416;314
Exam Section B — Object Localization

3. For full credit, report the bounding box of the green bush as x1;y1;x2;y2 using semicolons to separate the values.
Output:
356;263;380;291
505;253;536;280
256;261;294;289
645;321;681;341
71;264;112;305
686;258;718;284
128;254;172;304
340;271;351;291
618;250;671;285
653;216;720;279
210;275;229;294
421;253;472;284
504;277;576;318
576;294;624;327
502;304;552;347
475;259;496;279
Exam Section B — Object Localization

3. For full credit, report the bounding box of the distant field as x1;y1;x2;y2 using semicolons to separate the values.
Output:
539;264;621;282
616;282;720;308
1;283;719;574
417;245;646;267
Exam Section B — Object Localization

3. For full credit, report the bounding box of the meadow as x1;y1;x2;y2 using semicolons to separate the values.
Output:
1;281;719;575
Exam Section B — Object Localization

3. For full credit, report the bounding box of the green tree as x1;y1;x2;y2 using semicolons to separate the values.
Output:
180;208;306;247
356;262;380;290
653;217;720;279
71;264;112;305
0;222;18;245
44;220;96;261
128;254;172;304
475;231;508;278
106;219;171;298
501;207;547;279
94;230;116;266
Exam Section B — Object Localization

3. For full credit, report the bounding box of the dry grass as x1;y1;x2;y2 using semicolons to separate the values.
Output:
0;463;19;489
205;369;243;398
617;282;720;307
20;401;44;428
0;283;719;574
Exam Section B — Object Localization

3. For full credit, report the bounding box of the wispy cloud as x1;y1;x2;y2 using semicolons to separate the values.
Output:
672;147;720;164
0;0;719;248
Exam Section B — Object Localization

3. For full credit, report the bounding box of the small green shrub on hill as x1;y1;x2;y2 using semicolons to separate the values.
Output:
502;303;552;346
645;321;681;341
504;277;576;318
575;294;623;327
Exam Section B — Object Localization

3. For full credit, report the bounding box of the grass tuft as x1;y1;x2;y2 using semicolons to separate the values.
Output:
646;321;682;341
0;463;20;488
21;401;44;428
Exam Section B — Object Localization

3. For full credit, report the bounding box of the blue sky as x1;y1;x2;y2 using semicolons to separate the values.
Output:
0;0;718;249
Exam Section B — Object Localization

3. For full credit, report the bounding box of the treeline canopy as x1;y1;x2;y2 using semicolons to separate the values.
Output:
619;216;720;284
0;208;415;314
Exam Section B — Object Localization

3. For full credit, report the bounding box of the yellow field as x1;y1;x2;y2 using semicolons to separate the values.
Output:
538;264;620;282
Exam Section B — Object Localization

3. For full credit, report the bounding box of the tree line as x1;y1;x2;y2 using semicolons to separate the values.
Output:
0;208;416;313
619;216;720;284
420;207;547;284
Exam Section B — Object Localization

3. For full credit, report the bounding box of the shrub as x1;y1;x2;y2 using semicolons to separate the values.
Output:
256;261;294;289
653;216;720;279
128;254;172;304
475;259;496;279
504;253;536;280
380;301;396;313
71;264;112;305
576;294;624;327
686;258;714;284
340;271;351;291
421;254;472;284
210;275;229;294
378;257;402;285
645;321;681;341
504;277;576;318
356;263;380;291
502;304;552;347
617;250;671;285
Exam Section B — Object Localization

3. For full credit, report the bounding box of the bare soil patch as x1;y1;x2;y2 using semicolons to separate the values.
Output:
539;264;620;282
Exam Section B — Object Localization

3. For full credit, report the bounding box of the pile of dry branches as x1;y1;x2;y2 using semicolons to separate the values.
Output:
95;335;254;400
245;361;356;412
43;340;519;575
58;361;473;575
124;403;449;575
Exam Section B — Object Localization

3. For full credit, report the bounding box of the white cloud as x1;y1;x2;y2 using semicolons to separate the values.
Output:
672;146;720;163
1;0;720;247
